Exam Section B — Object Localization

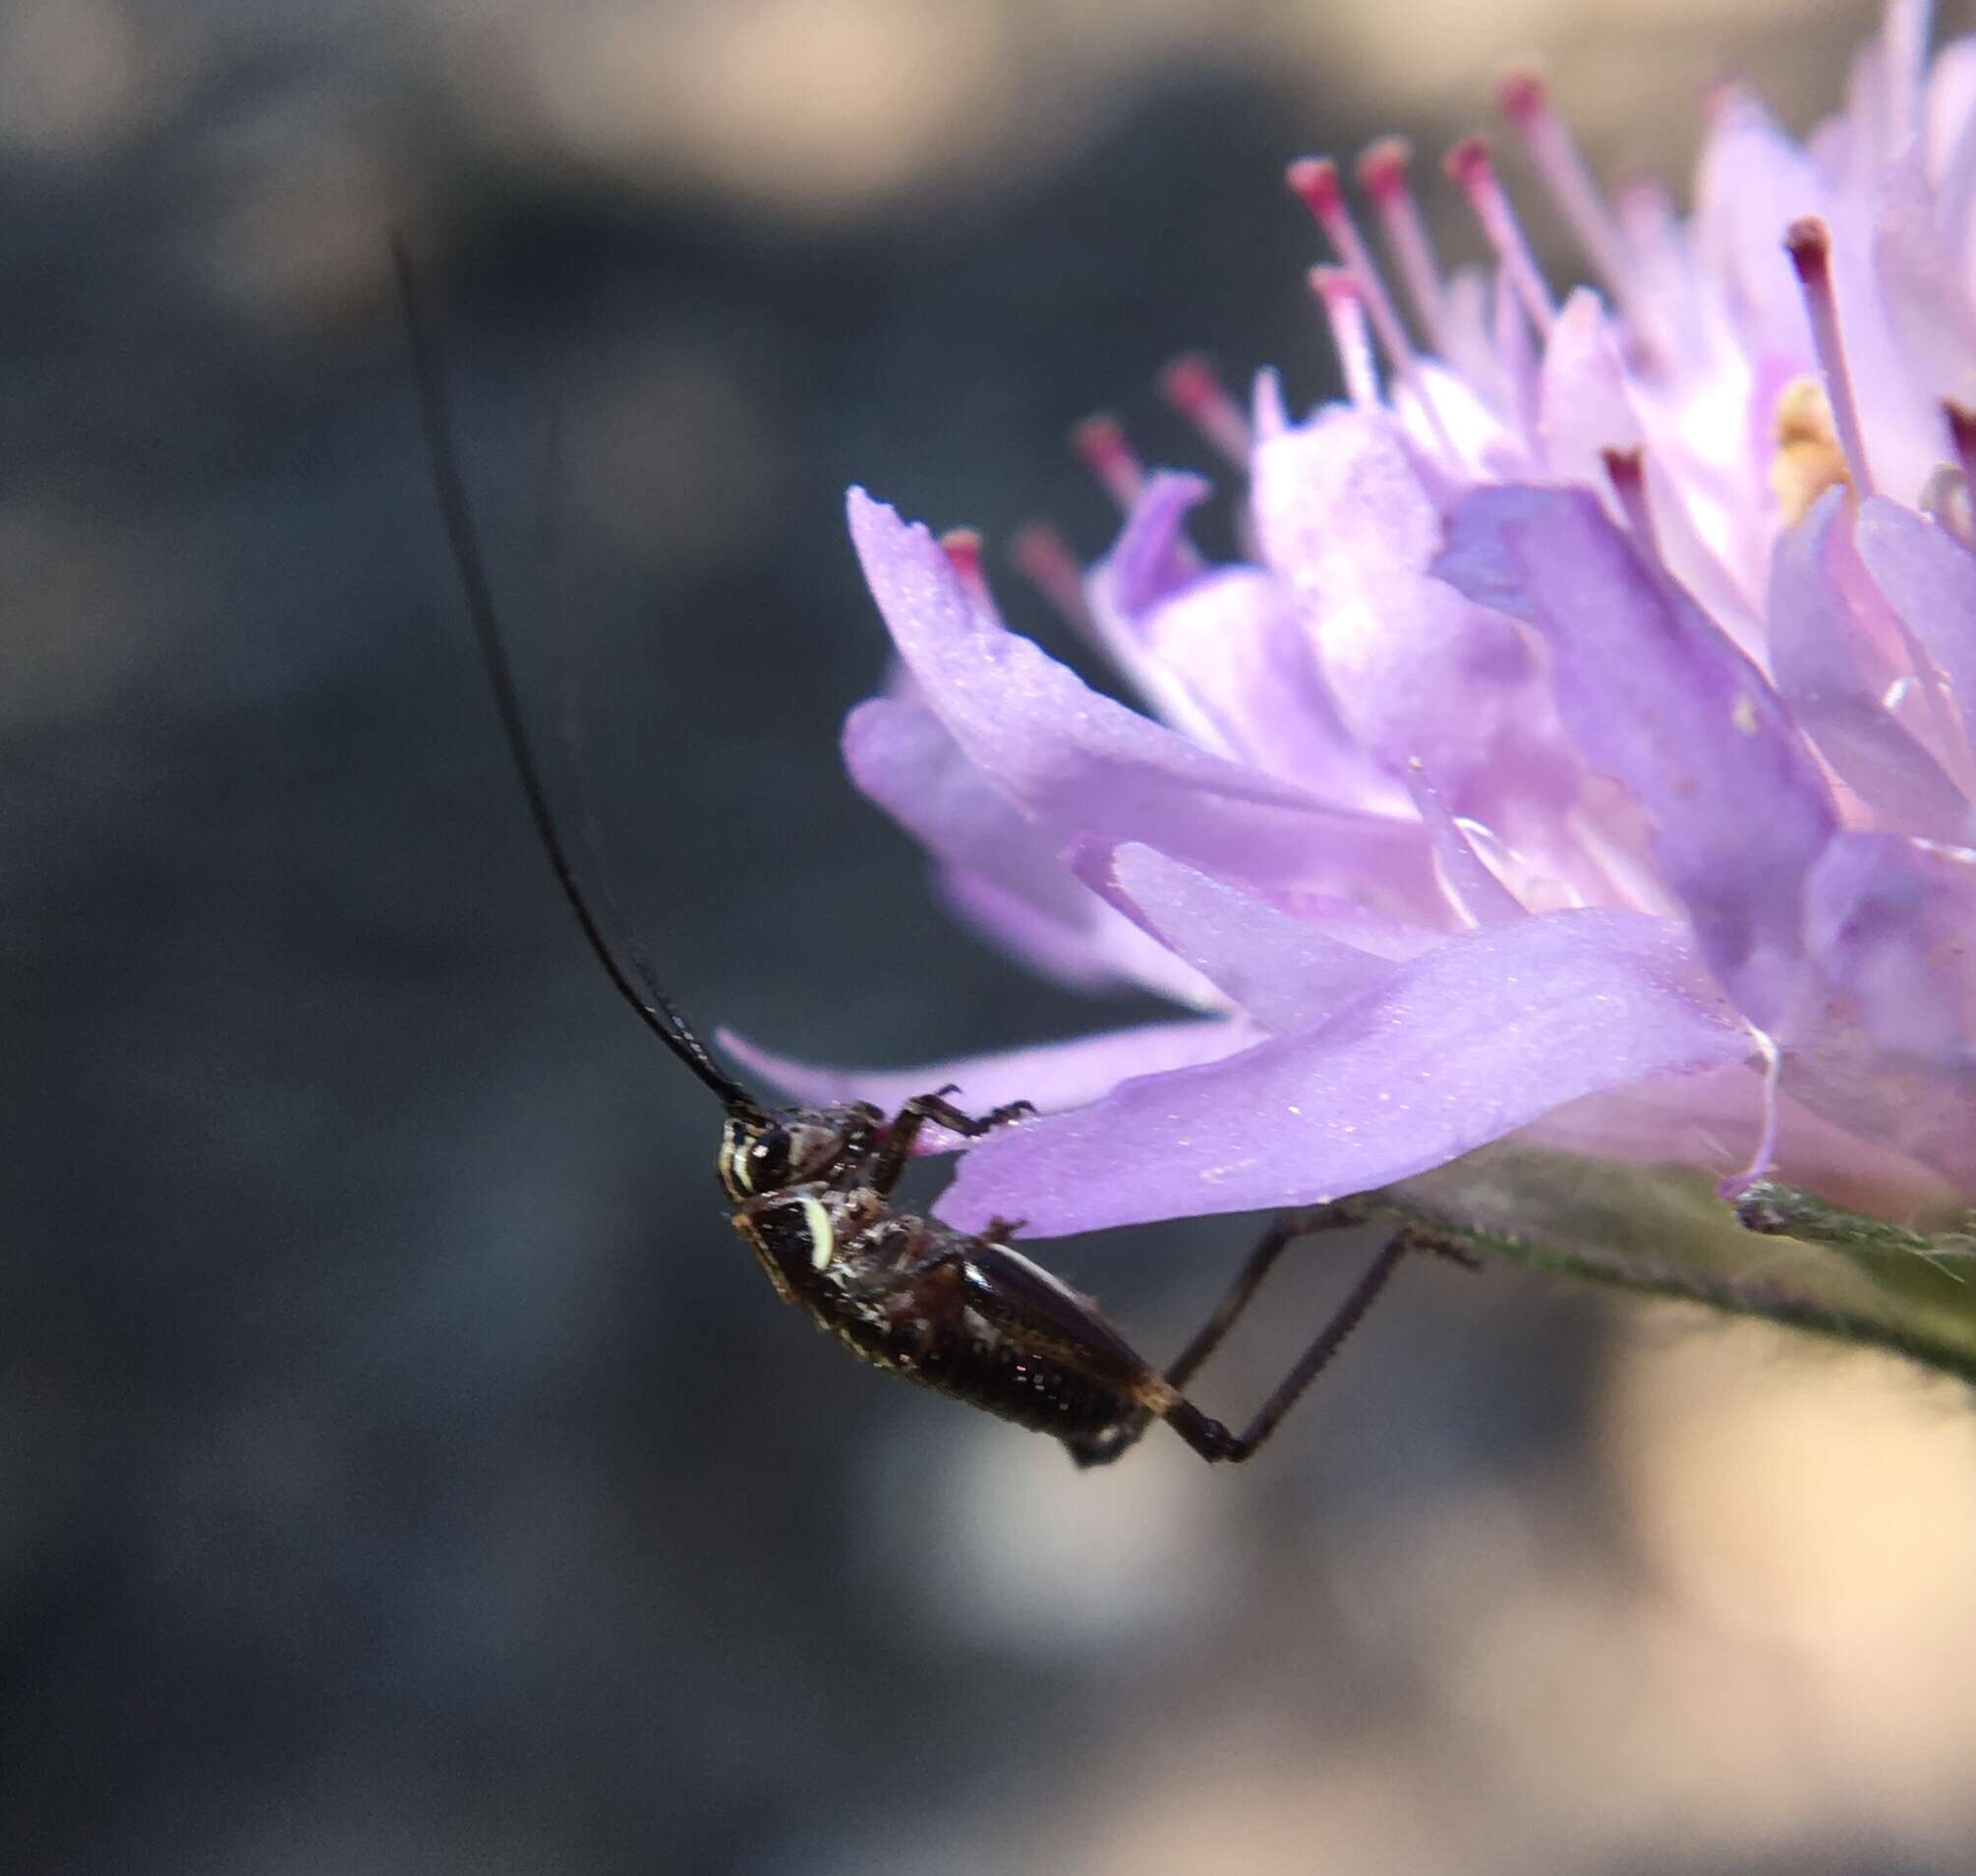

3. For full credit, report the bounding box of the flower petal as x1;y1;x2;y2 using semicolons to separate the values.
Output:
843;695;1073;915
843;695;1211;1003
1250;407;1541;797
1078;458;1396;807
1930;36;1976;258
848;488;1437;908
1093;469;1209;621
1537;288;1641;487
1873;147;1976;410
1693;87;1824;366
1132;566;1403;810
1081;472;1231;753
1240;890;1447;963
1784;1013;1976;1198
717;1017;1262;1141
1523;1063;1963;1218
1854;496;1976;746
1398;359;1518;480
1400;764;1527;926
1433;485;1838;1030
938;909;1753;1237
933;867;1214;1005
1768;490;1974;841
1491;266;1540;443
1103;843;1396;1032
1803;830;1976;1063
1250;367;1290;441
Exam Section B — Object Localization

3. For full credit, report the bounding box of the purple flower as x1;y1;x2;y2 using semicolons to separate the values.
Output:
730;0;1976;1253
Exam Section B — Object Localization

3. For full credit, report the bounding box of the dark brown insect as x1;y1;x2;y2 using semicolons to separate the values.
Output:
394;240;1438;1466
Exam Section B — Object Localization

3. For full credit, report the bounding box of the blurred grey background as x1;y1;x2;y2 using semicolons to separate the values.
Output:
12;1;1976;1873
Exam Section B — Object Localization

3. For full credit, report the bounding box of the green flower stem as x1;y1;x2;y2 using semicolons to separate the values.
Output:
1358;1148;1976;1386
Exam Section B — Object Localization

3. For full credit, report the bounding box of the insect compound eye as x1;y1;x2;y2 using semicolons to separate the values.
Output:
719;1113;858;1202
719;1117;787;1200
749;1130;796;1188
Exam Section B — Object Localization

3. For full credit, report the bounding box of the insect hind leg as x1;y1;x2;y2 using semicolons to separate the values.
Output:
1064;1210;1460;1467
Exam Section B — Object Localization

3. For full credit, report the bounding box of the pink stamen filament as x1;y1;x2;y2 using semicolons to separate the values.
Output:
938;528;991;607
1308;266;1379;408
1497;69;1638;323
1885;0;1934;152
1616;174;1675;254
1491;264;1538;429
1443;136;1557;337
1286;155;1423;381
1355;138;1452;356
1783;216;1875;498
1070;414;1145;509
1158;353;1252;465
1008;521;1096;634
1945;400;1976;513
1615;175;1685;320
1600;447;1660;559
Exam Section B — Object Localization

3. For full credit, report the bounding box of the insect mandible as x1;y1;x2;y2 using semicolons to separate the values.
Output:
393;240;1451;1467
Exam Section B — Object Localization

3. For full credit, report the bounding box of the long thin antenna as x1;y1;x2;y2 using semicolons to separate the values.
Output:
534;387;692;1059
391;233;761;1114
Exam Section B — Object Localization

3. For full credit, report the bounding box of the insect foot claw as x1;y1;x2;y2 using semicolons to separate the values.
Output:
988;1099;1036;1127
984;1214;1028;1242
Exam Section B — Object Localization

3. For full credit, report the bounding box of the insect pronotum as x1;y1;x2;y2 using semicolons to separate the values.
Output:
393;238;1445;1466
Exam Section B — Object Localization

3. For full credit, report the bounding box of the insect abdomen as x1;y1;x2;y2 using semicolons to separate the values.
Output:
736;1185;1144;1447
806;1284;1130;1442
909;1324;1127;1440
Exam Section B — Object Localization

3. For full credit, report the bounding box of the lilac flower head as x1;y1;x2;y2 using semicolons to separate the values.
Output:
730;0;1976;1256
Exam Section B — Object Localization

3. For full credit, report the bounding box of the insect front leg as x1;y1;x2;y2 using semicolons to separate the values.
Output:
866;1086;1035;1195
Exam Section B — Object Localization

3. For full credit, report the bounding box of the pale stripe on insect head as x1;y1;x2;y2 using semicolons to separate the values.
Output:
723;1118;754;1199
